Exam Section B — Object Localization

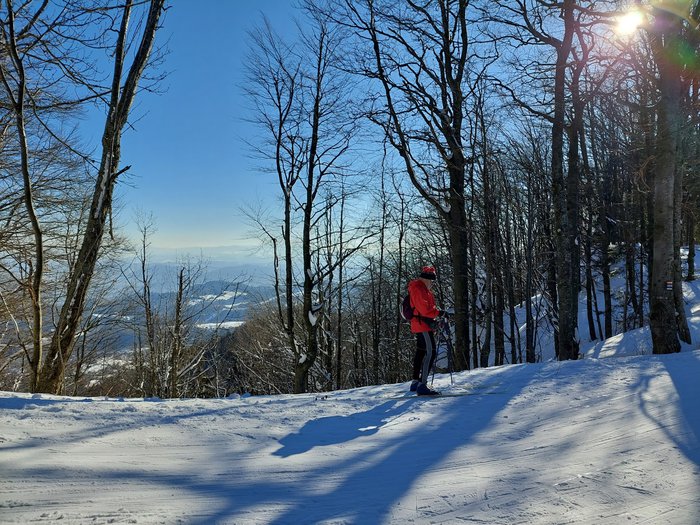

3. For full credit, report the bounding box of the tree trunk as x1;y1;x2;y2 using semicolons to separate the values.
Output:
481;151;494;368
649;8;682;354
493;272;505;366
525;173;537;363
169;268;185;399
687;209;696;281
550;0;577;361
544;216;559;358
585;228;597;341
392;190;408;384
624;242;636;330
673;146;690;344
445;179;471;371
504;210;519;364
336;219;345;390
602;246;613;339
469;216;479;369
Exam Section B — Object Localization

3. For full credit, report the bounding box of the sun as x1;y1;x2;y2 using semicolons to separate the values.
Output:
616;9;645;36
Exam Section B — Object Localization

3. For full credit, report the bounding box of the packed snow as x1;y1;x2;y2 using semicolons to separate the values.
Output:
2;266;700;523
2;350;699;523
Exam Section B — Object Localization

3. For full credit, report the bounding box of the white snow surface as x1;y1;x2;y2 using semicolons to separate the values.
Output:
196;320;246;330
1;350;699;524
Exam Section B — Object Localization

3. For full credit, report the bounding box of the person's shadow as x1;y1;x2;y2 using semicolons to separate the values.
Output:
267;374;524;525
273;400;413;457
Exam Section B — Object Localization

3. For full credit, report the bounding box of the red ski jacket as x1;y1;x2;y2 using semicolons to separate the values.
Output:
408;278;440;333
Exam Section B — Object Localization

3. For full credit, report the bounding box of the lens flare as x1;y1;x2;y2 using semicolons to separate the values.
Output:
616;9;645;35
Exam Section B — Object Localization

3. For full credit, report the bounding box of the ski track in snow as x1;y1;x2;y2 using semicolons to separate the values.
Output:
1;351;699;524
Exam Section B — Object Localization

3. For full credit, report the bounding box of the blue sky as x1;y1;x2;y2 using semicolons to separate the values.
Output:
102;1;298;255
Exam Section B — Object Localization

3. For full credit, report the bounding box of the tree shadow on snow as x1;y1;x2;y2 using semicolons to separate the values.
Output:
4;390;517;524
0;372;525;524
637;353;700;468
258;375;527;525
656;354;700;469
636;352;700;519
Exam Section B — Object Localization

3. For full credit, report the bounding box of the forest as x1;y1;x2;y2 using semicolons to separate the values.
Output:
1;0;699;397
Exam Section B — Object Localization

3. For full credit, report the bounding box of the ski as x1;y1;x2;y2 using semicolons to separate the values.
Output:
384;391;470;400
384;387;507;400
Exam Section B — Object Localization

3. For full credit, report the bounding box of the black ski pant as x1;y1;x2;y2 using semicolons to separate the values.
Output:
412;331;436;384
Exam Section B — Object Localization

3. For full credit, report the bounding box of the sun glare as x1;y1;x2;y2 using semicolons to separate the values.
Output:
616;10;645;36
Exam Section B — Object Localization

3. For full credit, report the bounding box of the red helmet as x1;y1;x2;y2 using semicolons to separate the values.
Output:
419;266;436;280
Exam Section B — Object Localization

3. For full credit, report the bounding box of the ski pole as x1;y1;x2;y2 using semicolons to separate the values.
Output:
445;316;454;385
429;316;441;387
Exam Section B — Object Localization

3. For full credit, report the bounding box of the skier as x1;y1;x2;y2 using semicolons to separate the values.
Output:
407;265;444;396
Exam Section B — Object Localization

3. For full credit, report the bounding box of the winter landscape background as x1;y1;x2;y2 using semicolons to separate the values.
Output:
2;1;700;522
1;255;699;524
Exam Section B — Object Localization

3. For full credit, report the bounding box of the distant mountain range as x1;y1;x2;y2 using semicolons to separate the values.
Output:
142;245;275;289
101;257;277;352
169;279;277;330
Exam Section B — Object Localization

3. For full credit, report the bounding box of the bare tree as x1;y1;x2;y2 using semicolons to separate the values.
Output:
245;17;304;386
122;217;244;399
0;0;50;391
37;0;166;393
501;122;551;363
245;9;362;393
486;0;583;359
322;0;483;370
0;1;112;390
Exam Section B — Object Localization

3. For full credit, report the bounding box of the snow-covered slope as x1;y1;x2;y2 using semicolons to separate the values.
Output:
2;348;699;524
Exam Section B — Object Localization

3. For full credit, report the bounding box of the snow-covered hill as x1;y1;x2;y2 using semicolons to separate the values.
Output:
1;347;699;524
